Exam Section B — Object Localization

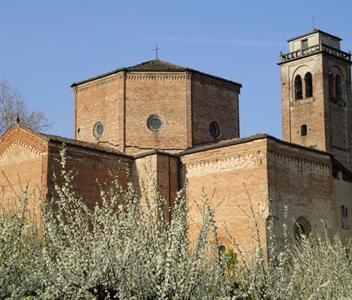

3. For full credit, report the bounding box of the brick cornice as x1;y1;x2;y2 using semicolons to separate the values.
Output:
75;73;124;92
74;71;190;91
0;140;43;163
267;150;331;174
0;125;48;157
126;72;190;80
182;149;265;177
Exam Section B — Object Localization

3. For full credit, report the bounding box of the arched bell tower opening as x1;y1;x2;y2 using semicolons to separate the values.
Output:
279;29;352;170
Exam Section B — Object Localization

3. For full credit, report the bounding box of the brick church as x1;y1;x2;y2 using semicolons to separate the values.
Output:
1;29;352;252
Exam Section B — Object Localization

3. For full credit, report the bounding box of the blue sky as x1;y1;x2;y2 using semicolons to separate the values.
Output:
1;0;351;139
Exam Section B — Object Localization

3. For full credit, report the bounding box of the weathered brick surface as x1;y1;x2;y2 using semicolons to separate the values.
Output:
47;143;133;209
281;54;327;150
180;135;352;253
267;139;335;246
75;73;124;150
281;52;352;170
125;72;190;153
74;69;241;154
0;126;48;224
333;177;352;242
180;138;270;254
191;73;240;146
3;125;350;254
0;126;133;225
323;54;352;169
132;152;178;220
156;153;178;220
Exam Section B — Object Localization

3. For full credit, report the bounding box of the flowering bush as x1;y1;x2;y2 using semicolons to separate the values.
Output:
237;221;352;299
0;148;241;299
0;196;40;298
1;148;352;299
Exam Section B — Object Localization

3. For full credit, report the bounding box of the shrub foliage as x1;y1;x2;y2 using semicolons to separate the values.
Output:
1;149;352;299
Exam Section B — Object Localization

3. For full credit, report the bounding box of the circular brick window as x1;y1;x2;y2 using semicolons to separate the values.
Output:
93;121;104;138
294;216;311;241
147;115;163;132
209;121;220;138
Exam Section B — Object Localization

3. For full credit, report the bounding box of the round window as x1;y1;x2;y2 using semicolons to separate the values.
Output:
93;122;104;138
147;115;163;132
294;217;311;241
209;121;220;138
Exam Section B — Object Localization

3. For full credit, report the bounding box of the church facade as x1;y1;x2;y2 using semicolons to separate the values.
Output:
1;29;352;253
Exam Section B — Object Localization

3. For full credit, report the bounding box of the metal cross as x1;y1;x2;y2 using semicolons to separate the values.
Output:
152;45;161;59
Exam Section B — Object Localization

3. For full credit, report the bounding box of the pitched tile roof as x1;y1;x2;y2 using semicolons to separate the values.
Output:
7;124;131;158
71;59;241;87
179;133;331;157
41;132;132;157
126;59;188;72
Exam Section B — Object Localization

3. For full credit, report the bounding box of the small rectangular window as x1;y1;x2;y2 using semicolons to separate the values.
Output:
341;205;349;229
342;206;348;217
301;39;308;49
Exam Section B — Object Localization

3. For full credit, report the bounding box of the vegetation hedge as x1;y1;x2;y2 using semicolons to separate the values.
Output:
1;148;352;299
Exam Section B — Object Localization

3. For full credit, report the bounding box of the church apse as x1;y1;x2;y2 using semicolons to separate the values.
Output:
72;59;241;154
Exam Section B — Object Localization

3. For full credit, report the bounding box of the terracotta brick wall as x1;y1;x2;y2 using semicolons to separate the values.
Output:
180;138;269;254
191;74;240;146
0;125;134;225
332;177;352;244
180;136;341;253
267;139;335;247
74;73;125;150
124;72;190;153
74;70;241;155
156;153;179;220
281;52;352;171
281;54;327;150
47;143;133;209
132;152;179;221
0;126;49;224
323;54;352;169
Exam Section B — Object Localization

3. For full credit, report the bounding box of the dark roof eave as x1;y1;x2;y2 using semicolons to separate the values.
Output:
71;68;128;87
179;134;269;155
188;69;242;87
133;149;179;159
267;135;332;157
179;134;332;157
331;157;352;177
5;124;132;158
71;65;241;88
41;134;133;158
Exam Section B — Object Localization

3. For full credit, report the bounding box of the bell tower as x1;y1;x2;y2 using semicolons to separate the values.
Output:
279;29;352;169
